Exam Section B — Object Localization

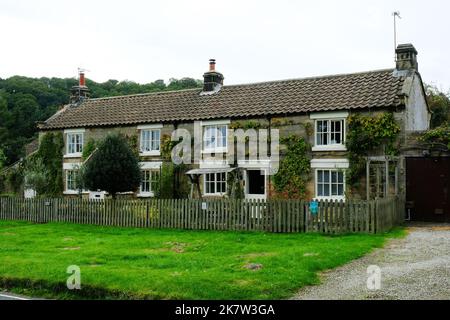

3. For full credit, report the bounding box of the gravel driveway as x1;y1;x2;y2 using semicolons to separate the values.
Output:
293;223;450;300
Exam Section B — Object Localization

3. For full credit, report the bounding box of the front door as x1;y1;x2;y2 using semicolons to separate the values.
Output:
245;169;266;200
406;157;450;222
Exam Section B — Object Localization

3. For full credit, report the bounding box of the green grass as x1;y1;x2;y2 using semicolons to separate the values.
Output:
0;221;404;299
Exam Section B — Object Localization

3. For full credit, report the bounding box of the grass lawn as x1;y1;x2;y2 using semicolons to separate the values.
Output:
0;220;404;299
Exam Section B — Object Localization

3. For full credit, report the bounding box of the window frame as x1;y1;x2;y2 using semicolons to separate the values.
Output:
313;119;346;150
310;112;348;152
203;172;227;196
202;124;228;153
65;169;78;192
138;169;160;197
200;120;230;154
314;169;346;201
64;129;85;158
138;124;163;156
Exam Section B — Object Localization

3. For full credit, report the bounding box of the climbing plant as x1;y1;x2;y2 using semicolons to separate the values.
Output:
227;169;245;199
160;134;178;161
82;138;97;160
272;135;310;199
346;113;400;186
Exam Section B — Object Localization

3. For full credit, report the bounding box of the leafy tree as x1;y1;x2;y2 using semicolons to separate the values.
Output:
82;134;141;198
23;157;49;196
0;149;5;170
426;85;450;128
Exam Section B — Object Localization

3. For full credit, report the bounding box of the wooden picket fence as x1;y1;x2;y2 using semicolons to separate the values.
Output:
0;197;404;234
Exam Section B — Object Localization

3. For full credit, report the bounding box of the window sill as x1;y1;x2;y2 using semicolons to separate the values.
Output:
64;153;83;159
203;193;227;197
137;192;154;198
314;196;346;202
202;148;228;154
312;145;347;152
63;190;87;195
139;151;161;157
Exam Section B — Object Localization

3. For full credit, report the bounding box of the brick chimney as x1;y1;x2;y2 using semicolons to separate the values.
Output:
202;59;224;94
70;69;90;104
396;44;418;71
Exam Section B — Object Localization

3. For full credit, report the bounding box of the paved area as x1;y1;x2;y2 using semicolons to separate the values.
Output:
293;223;450;300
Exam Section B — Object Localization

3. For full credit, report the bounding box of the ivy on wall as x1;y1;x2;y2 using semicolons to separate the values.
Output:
82;138;97;160
227;169;245;199
346;113;400;186
155;134;190;199
272;135;310;199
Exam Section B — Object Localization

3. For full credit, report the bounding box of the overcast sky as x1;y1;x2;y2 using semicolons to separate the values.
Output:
1;0;449;90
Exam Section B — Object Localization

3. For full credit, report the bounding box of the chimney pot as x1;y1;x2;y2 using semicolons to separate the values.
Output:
209;59;216;71
79;72;86;86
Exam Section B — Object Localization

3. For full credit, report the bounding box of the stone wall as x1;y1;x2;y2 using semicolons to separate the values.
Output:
39;105;428;200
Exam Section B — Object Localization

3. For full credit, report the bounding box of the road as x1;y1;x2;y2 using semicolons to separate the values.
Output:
0;293;31;300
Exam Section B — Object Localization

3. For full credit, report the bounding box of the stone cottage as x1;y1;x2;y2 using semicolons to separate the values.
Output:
37;44;430;201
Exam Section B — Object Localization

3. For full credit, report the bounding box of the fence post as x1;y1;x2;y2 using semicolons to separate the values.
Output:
146;200;149;228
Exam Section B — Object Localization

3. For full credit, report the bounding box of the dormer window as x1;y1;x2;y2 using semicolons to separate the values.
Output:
64;129;84;158
138;124;162;156
311;112;348;152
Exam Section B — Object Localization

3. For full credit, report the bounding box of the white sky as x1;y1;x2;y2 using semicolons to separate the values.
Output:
1;0;449;90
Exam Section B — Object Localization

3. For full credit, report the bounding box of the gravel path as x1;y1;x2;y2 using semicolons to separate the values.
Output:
293;223;450;300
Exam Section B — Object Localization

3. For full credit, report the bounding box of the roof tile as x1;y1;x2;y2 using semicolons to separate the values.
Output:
41;69;405;129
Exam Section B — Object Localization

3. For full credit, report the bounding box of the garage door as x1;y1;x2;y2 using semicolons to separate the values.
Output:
406;157;450;222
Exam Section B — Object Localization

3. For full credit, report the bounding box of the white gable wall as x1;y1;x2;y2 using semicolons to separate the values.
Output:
404;75;430;132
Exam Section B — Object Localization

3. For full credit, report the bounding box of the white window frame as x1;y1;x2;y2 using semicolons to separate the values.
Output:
310;112;348;152
65;169;78;193
138;124;162;156
203;172;227;196
63;162;88;195
137;162;162;197
63;163;80;194
315;169;346;201
139;170;160;197
201;120;230;153
311;159;349;201
64;129;85;158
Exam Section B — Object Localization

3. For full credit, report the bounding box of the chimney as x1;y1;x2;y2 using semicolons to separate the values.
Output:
396;43;418;72
202;59;224;94
70;69;90;104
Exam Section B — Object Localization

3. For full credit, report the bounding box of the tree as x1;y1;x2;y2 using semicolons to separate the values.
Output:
426;85;450;128
23;157;49;196
82;134;141;198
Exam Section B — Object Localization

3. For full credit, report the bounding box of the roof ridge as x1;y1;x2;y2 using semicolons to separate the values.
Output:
223;68;396;88
86;68;395;102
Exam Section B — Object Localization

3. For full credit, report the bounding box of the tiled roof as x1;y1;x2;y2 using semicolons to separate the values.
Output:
40;69;405;129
